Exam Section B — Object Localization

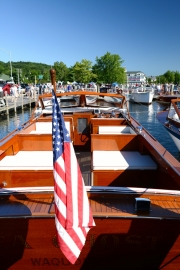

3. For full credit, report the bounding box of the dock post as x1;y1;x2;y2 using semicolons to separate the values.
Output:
5;92;9;115
34;89;36;102
21;93;24;110
14;99;17;113
29;95;31;108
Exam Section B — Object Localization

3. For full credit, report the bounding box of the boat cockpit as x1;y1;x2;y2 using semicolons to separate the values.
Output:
0;91;180;191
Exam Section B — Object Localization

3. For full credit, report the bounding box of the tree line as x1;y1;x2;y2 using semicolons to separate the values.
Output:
155;70;180;85
0;52;180;85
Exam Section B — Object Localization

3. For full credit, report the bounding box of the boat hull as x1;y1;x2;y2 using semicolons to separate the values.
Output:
165;125;180;151
157;95;180;104
129;92;154;104
1;217;180;270
156;109;180;151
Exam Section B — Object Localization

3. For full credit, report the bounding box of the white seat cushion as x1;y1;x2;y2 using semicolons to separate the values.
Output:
0;151;53;170
99;126;135;134
30;121;70;134
92;151;157;170
36;122;52;131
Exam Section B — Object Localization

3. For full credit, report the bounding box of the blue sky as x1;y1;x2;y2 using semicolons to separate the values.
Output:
1;0;180;76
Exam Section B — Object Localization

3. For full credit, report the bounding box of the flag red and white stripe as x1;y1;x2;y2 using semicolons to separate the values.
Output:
52;90;95;264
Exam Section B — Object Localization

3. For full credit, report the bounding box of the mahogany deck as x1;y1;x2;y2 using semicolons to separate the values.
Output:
0;193;179;220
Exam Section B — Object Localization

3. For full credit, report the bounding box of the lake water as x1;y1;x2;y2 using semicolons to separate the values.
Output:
129;101;180;161
0;107;33;139
0;101;180;161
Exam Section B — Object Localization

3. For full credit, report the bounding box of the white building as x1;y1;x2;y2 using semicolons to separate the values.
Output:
146;76;157;82
126;71;146;85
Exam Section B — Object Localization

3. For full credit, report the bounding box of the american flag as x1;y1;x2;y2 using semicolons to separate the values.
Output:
52;90;95;264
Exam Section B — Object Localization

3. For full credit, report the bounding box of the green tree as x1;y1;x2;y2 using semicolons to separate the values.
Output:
72;59;96;83
158;75;166;84
163;70;174;83
0;61;4;74
28;70;39;84
53;61;68;82
174;71;180;85
66;66;75;83
92;52;125;84
147;77;151;84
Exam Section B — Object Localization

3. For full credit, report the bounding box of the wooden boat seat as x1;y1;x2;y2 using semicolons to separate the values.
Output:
92;151;157;170
0;150;91;186
90;134;157;186
0;151;53;170
29;122;70;134
99;125;136;134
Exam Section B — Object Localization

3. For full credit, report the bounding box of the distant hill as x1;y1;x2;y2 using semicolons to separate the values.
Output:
0;61;52;83
12;61;51;70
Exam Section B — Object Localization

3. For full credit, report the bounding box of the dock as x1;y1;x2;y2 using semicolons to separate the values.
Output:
0;94;38;115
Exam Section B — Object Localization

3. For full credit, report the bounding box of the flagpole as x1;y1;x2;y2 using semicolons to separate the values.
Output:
50;68;57;93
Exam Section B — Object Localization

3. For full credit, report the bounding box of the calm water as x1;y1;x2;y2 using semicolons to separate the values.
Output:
129;101;180;161
0;107;33;139
0;102;180;161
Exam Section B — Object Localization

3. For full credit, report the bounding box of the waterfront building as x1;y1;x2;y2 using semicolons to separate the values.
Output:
126;71;146;85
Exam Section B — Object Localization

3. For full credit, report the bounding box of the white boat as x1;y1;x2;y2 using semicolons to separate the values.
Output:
157;98;180;151
129;87;154;104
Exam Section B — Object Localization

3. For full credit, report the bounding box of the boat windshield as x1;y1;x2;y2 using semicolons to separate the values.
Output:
41;96;80;108
41;94;123;109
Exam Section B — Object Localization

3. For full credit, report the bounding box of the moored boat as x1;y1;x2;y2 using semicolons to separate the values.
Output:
129;87;154;104
0;69;179;269
156;93;180;104
156;98;180;151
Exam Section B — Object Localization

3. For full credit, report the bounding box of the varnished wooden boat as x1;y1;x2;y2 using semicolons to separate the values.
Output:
156;93;180;104
0;69;179;269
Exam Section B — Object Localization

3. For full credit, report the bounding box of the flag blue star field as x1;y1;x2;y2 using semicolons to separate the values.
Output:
52;90;95;264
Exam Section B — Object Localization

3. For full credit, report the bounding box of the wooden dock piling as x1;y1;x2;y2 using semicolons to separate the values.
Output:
0;94;37;115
